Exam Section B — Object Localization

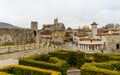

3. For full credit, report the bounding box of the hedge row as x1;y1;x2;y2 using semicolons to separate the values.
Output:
19;56;67;75
81;61;120;75
48;51;70;64
92;61;120;71
65;50;85;68
30;54;51;62
49;50;85;68
85;53;94;63
94;53;120;62
0;65;61;75
76;51;85;68
84;53;120;63
0;72;12;75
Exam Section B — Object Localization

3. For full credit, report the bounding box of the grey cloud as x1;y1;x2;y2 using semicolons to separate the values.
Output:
0;0;120;29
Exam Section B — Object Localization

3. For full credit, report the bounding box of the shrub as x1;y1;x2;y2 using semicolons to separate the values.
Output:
34;54;51;62
19;50;85;75
94;53;120;62
24;54;51;62
0;72;12;75
63;51;85;68
92;61;120;71
19;57;67;75
94;53;110;62
49;57;67;75
69;51;77;67
0;65;61;75
76;52;85;68
80;61;120;75
85;53;94;63
48;51;70;64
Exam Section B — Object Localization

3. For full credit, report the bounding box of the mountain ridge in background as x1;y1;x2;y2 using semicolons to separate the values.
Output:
0;22;19;28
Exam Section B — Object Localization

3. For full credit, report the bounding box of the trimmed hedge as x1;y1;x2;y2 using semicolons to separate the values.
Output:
92;61;120;71
81;61;120;75
19;50;85;75
0;72;12;75
94;53;120;62
34;54;51;62
64;50;85;68
76;51;85;68
50;50;85;68
48;51;70;64
0;65;61;75
19;57;67;75
69;51;77;67
85;53;94;63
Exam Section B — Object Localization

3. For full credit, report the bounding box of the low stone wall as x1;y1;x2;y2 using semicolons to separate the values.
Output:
0;43;59;60
0;48;57;60
0;43;40;54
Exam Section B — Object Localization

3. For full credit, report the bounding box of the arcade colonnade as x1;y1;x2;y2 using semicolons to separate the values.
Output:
78;44;102;51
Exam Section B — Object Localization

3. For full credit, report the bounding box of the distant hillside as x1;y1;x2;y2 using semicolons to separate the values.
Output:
0;22;19;28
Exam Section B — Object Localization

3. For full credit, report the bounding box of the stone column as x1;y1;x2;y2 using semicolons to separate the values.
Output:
85;45;87;51
87;45;89;51
84;45;86;51
83;44;85;51
81;44;83;51
80;44;81;50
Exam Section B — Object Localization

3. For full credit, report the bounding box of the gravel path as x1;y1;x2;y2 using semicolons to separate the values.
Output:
0;58;18;68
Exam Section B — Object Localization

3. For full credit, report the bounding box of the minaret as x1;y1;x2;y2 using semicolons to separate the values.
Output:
91;21;98;38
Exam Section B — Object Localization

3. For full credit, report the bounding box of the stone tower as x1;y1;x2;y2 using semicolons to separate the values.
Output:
54;18;58;25
91;21;98;38
31;21;38;31
31;21;39;43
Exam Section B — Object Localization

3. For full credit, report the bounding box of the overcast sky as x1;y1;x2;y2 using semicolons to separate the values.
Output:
0;0;120;29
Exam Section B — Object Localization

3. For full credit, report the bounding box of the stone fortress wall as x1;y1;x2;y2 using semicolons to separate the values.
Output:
105;35;120;52
0;43;59;60
0;22;38;45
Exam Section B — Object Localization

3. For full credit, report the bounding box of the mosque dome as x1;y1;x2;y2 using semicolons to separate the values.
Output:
82;25;90;30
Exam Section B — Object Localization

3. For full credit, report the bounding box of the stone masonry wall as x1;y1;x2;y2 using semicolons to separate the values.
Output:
0;43;58;60
106;35;120;53
0;27;35;45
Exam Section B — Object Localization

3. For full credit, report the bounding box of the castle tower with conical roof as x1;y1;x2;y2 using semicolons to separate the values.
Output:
91;21;98;38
